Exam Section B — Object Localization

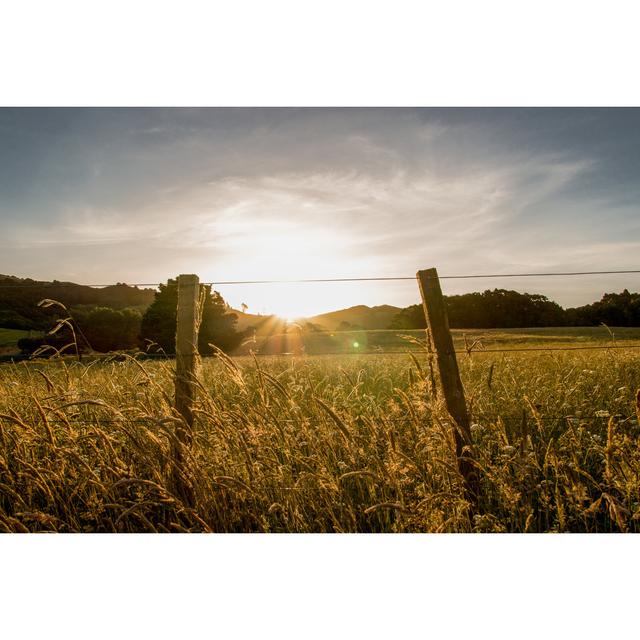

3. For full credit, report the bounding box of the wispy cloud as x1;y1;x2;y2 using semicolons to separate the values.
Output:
0;108;638;311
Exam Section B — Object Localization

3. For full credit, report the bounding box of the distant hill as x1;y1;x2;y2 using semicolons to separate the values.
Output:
0;275;156;330
307;304;402;330
233;310;278;333
232;311;314;337
232;304;402;334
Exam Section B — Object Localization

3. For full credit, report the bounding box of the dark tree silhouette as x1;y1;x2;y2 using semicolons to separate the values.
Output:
0;275;154;331
389;289;567;330
565;289;640;327
75;307;142;352
139;279;244;354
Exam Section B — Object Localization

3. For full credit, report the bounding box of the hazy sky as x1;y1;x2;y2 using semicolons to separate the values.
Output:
1;108;639;316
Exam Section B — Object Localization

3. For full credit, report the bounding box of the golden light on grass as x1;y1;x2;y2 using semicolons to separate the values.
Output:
1;339;640;532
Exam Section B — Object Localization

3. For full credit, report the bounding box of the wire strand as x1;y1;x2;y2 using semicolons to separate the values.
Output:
239;343;640;356
205;269;640;285
4;342;640;365
1;268;639;288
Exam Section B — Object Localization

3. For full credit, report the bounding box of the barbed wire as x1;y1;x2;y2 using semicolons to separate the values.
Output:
3;341;640;367
241;343;640;356
249;326;629;335
1;268;640;289
204;269;640;285
456;343;640;354
2;268;640;361
242;326;638;336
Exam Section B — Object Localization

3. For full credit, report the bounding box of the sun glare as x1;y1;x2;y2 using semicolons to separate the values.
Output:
222;282;376;319
202;224;384;318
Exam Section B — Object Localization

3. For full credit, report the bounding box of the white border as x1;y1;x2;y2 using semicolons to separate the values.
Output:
2;534;639;639
1;0;639;106
1;2;639;637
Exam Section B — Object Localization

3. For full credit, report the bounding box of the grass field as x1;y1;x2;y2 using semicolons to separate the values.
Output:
241;325;640;355
1;328;640;532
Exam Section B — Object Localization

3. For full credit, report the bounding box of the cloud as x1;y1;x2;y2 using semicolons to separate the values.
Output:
0;108;638;310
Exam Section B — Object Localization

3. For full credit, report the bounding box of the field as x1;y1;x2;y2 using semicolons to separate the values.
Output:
239;325;640;355
0;328;40;353
1;327;640;532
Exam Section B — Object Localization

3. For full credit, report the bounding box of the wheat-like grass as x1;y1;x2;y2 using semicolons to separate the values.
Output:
0;346;639;532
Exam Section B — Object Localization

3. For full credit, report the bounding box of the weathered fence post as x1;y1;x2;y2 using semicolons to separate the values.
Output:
417;268;478;505
173;273;201;501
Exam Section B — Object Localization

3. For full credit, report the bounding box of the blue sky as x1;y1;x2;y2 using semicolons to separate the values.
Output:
1;108;639;316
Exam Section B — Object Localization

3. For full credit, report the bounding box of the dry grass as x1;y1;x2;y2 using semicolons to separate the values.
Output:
1;346;639;532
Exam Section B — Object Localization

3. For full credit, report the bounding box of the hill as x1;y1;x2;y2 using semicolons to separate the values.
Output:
232;310;279;333
0;275;156;330
307;304;402;331
232;304;403;336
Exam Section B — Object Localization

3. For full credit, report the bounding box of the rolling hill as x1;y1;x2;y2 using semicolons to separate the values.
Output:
306;304;402;330
232;304;403;334
0;275;156;330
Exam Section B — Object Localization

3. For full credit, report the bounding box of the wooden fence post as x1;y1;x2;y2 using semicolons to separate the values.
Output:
174;274;201;501
416;268;478;505
175;274;200;433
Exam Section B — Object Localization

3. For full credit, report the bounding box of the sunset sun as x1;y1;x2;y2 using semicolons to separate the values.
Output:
205;226;381;318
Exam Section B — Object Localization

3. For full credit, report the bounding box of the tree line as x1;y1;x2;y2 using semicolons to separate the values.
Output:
16;279;246;356
0;276;154;330
389;288;640;330
7;279;640;355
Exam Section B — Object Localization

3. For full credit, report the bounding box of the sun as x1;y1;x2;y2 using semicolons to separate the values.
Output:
201;225;384;318
219;278;392;320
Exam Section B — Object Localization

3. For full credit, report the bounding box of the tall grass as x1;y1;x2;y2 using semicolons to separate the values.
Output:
1;348;639;532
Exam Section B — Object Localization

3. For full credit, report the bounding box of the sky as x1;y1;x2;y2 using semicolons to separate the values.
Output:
1;107;639;318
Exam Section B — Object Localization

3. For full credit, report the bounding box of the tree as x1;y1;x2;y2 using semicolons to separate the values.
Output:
199;287;245;353
566;289;640;327
389;304;425;330
75;307;142;352
0;275;154;331
388;289;566;330
445;289;565;328
17;306;141;356
139;279;244;354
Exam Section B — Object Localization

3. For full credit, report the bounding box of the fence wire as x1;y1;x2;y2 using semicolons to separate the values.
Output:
2;267;640;359
3;342;640;365
1;268;640;288
242;344;640;357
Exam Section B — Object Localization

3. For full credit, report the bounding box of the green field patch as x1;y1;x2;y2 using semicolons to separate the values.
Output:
0;327;43;349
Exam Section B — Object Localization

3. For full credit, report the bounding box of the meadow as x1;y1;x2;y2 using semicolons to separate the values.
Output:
0;328;40;353
1;328;639;532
